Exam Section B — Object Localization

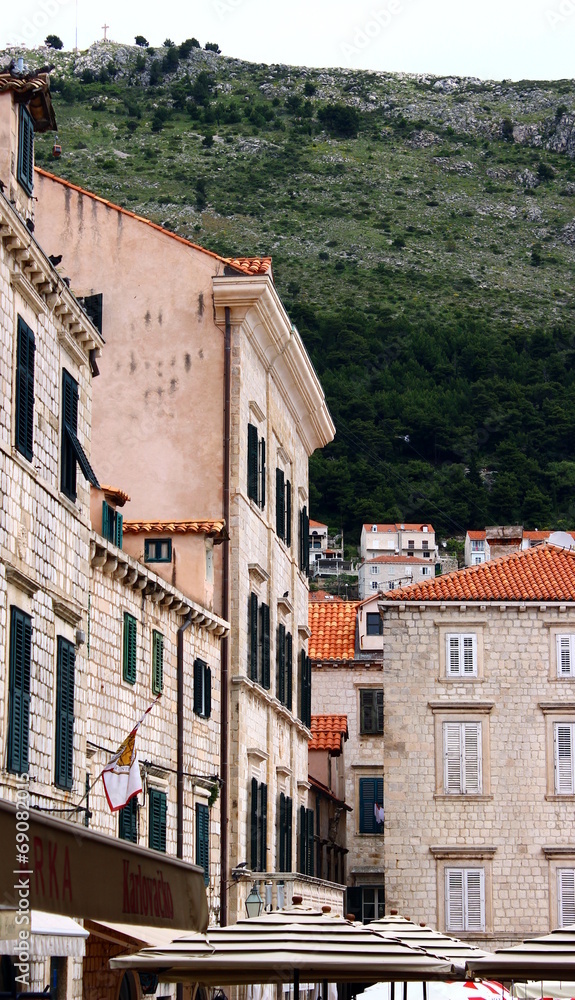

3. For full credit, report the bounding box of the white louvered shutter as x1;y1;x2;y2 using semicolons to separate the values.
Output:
446;634;477;676
463;635;477;675
557;635;575;677
555;724;575;794
465;868;485;931
462;723;482;794
558;869;575;927
447;635;461;676
444;723;463;793
445;868;465;931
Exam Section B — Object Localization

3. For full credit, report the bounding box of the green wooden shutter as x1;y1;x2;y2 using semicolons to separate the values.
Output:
152;631;163;694
247;423;259;501
286;632;293;711
300;651;311;728
250;777;259;870
115;511;123;548
15;317;35;461
149;788;167;852
259;437;266;509
300;506;309;573
299;804;306;873
61;369;79;500
119;798;138;842
123;613;137;685
18;105;34;194
306;808;315;876
359;777;384;834
194;658;203;714
55;638;75;790
276;469;285;540
286;795;292;872
279;792;286;871
196;803;210;885
261;603;270;689
8;607;32;774
205;664;211;719
286;480;292;547
249;593;259;680
277;624;286;704
102;501;111;541
260;782;267;872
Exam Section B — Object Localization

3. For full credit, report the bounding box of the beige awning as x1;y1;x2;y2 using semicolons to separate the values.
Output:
0;909;88;958
368;912;494;966
86;919;212;952
467;926;575;980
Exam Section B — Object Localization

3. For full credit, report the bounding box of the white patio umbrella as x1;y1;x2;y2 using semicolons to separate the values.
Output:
466;926;575;981
110;900;461;989
356;981;511;1000
367;914;493;967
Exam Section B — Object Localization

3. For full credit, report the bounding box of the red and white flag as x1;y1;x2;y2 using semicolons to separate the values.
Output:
102;695;161;812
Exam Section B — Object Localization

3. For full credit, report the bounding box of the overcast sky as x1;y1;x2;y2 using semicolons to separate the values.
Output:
2;0;574;81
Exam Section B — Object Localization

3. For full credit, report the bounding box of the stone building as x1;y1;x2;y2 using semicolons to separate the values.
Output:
34;166;337;921
308;598;385;923
358;523;437;598
380;542;575;948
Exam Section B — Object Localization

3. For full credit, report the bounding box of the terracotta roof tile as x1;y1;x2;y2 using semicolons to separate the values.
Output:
308;600;359;660
381;543;575;603
99;484;131;507
309;519;328;529
309;714;348;752
35;169;266;276
467;530;486;541
309;591;344;603
123;519;225;538
364;523;434;533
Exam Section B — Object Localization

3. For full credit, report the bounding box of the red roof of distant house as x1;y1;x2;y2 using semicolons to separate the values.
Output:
35;169;272;276
310;519;328;529
363;523;434;533
309;591;344;603
309;715;348;753
381;543;575;603
467;530;486;541
308;601;359;660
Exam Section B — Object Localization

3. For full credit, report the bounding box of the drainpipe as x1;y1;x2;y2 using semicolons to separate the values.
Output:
220;306;232;925
177;610;193;860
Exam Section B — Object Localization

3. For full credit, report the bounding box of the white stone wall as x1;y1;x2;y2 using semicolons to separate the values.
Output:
382;602;575;948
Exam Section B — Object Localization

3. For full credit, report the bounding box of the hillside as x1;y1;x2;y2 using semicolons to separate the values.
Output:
8;41;575;539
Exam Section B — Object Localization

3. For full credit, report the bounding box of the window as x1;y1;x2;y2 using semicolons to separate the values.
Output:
144;538;172;563
366;612;383;636
152;630;164;694
78;293;103;334
275;469;292;545
558;869;575;926
408;540;414;549
278;792;293;872
102;501;123;548
123;613;137;685
61;369;99;501
472;554;485;566
370;566;378;575
55;637;75;790
422;540;429;550
422;567;430;576
7;607;32;775
554;723;575;793
15;316;35;462
299;649;311;728
118;797;138;843
193;658;211;718
248;593;270;689
445;867;485;932
360;690;383;735
557;635;575;678
423;551;431;558
299;506;310;574
196;803;210;885
359;777;384;834
17;105;34;194
347;886;385;924
247;423;266;508
371;525;377;533
276;625;293;709
443;722;482;794
371;581;379;591
148;788;166;852
446;634;477;677
471;540;485;552
250;778;267;872
298;805;314;876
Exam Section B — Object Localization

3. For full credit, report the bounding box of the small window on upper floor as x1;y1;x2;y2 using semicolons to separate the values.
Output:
446;633;477;677
61;369;100;502
371;525;377;533
366;612;383;636
247;423;266;509
102;501;123;548
557;636;575;678
145;538;172;563
370;565;378;575
17;105;34;195
15;316;35;463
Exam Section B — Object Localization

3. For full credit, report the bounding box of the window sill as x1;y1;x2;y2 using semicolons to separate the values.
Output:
438;677;483;684
356;832;385;838
434;793;493;801
545;794;575;802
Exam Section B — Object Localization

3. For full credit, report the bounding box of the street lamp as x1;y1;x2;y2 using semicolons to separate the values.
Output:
245;882;264;918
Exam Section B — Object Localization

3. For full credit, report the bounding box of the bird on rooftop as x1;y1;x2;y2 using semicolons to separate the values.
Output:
48;254;62;266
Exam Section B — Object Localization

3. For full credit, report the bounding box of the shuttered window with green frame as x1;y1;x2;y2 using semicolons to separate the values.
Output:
298;805;314;876
260;602;270;689
118;797;138;843
193;658;211;718
299;506;309;574
55;637;75;790
276;468;285;540
276;627;292;709
249;593;259;680
299;649;311;728
15;316;35;462
196;803;210;885
102;501;123;548
17;104;34;194
61;368;100;502
8;607;32;775
359;776;384;834
278;792;292;872
123;613;137;685
152;630;164;694
250;777;267;872
149;788;166;852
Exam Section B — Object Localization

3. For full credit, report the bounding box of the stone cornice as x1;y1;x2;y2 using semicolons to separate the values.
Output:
213;274;335;454
430;845;497;859
89;532;229;637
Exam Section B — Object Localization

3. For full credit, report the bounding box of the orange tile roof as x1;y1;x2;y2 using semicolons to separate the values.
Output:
467;530;486;541
309;519;328;529
364;523;434;532
309;714;348;752
309;591;344;603
364;555;429;565
123;519;225;538
99;484;131;507
381;543;575;603
35;169;270;276
308;600;359;660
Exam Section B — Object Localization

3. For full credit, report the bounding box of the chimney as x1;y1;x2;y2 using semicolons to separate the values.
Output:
485;525;523;560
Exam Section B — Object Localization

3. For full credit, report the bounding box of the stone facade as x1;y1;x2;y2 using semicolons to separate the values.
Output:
381;598;575;948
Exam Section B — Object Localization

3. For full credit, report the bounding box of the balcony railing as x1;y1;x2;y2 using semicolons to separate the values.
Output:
232;872;346;916
310;559;355;579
